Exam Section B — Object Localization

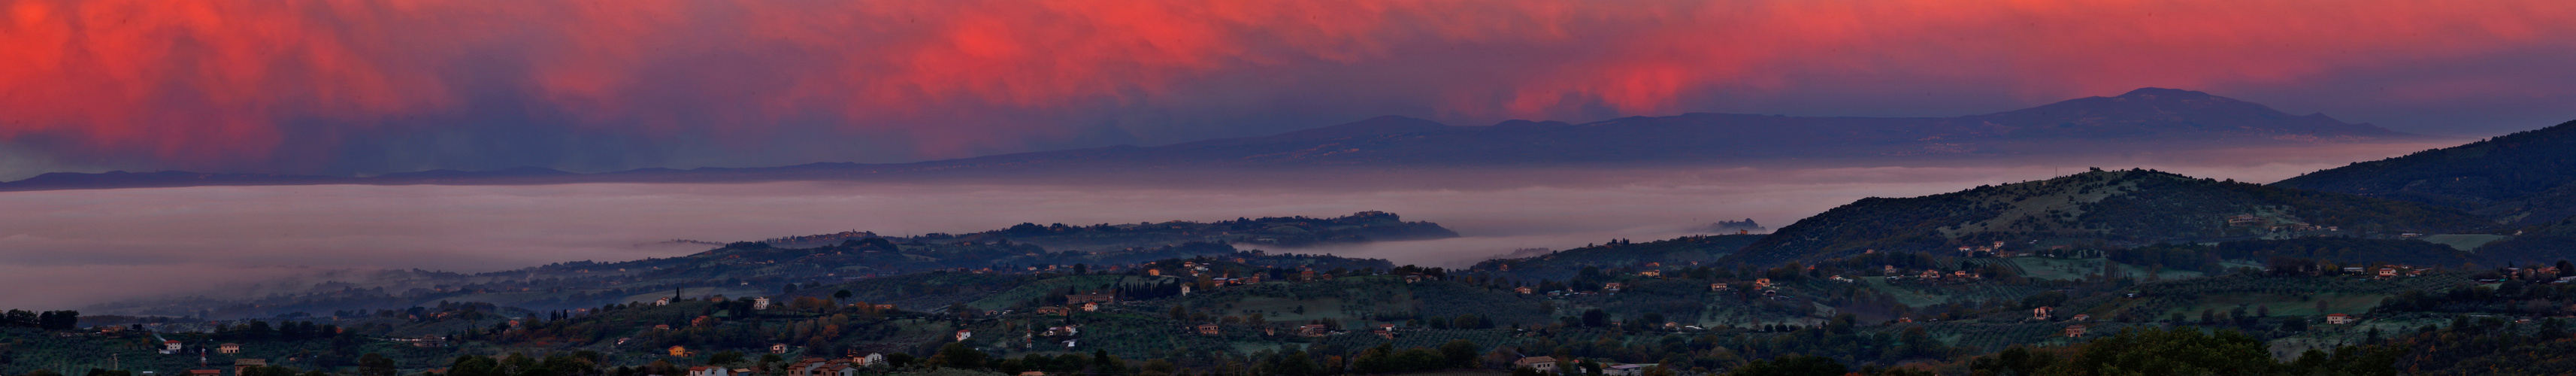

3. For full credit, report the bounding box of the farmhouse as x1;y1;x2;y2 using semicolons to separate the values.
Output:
1514;356;1560;373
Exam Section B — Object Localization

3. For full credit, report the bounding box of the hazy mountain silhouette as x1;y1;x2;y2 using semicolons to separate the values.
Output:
0;88;2435;192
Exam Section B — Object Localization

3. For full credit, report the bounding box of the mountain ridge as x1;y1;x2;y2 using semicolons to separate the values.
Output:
1721;168;2494;266
2;88;2441;192
2274;119;2576;225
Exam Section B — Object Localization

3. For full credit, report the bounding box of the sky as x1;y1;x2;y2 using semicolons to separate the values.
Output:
1;0;2572;180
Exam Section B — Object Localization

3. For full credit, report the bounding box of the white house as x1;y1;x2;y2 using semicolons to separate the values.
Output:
753;297;772;310
686;366;731;376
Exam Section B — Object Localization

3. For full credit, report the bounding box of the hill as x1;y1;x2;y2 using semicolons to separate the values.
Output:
86;212;1447;318
1470;235;1766;280
0;88;2438;192
2466;216;2576;264
761;211;1457;250
2274;120;2576;225
1721;168;2493;266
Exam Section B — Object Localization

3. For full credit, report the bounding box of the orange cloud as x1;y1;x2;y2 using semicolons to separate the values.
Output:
0;0;2569;171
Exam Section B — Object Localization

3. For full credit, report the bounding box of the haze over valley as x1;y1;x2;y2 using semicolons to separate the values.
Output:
9;2;2576;374
7;138;2451;311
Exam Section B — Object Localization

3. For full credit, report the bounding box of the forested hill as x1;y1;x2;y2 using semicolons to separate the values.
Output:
1722;168;2493;266
1470;235;1763;280
0;88;2442;193
2274;120;2576;225
90;213;1448;319
762;211;1458;250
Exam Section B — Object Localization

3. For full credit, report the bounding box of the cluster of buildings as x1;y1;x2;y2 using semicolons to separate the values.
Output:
2225;214;2339;234
2338;265;2427;279
1511;356;1660;376
1705;278;1784;296
1958;241;2014;257
1884;267;1983;284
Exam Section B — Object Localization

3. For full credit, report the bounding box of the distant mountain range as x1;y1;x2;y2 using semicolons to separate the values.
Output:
1;88;2436;192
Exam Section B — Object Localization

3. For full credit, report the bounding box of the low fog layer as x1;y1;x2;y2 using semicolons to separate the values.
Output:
0;141;2456;310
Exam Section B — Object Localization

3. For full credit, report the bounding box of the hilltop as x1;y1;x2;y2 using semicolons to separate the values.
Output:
86;212;1448;319
2275;119;2576;225
1470;235;1766;280
0;88;2439;192
1721;168;2492;266
761;211;1456;250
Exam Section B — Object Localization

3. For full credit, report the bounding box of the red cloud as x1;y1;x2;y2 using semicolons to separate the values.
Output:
2;0;2569;171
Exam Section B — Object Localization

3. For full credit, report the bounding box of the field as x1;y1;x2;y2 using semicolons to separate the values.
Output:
1858;277;2048;308
2263;316;2450;358
1222;296;1355;323
2155;292;2389;318
2007;257;2202;281
966;275;1176;311
613;287;767;305
2422;234;2512;251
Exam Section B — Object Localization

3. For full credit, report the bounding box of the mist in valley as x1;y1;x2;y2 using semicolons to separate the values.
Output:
0;141;2459;311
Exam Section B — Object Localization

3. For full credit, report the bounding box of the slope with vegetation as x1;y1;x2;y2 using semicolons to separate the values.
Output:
765;211;1458;250
2275;120;2576;224
1723;169;2490;266
90;213;1448;320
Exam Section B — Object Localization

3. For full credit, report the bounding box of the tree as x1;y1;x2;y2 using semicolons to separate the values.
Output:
1439;340;1481;368
710;351;746;366
2054;328;2278;375
451;356;503;376
835;290;855;302
1276;350;1318;376
2021;291;2070;310
1582;309;1608;327
936;343;988;369
241;368;301;376
36;311;77;331
1724;356;1843;376
1969;347;2054;376
359;353;398;376
1141;359;1177;376
1091;349;1123;374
